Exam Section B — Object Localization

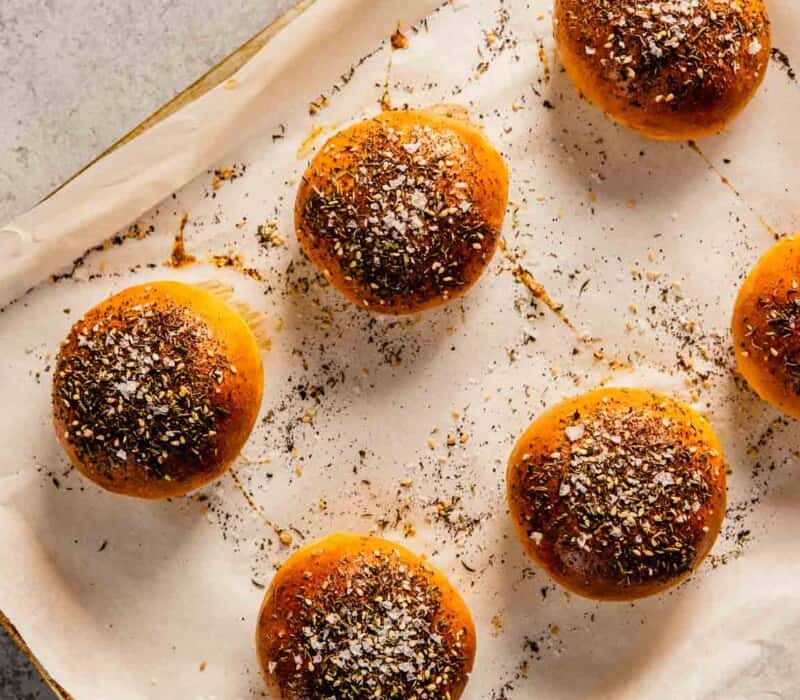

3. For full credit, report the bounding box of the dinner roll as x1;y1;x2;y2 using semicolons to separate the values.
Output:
295;108;509;314
507;387;727;600
554;0;771;140
52;281;263;499
256;533;476;699
733;234;800;419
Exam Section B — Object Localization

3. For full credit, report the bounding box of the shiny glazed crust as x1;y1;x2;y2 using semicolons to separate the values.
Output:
52;281;263;499
255;533;477;699
733;234;800;419
507;387;727;600
554;0;771;140
295;109;509;314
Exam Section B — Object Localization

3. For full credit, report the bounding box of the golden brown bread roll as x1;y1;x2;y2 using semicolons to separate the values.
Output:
295;109;509;314
554;0;771;140
733;234;800;419
255;533;476;699
507;388;727;600
52;281;263;499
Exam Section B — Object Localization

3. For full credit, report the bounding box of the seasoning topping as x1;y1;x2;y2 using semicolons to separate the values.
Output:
519;401;719;585
301;118;498;308
54;297;230;476
563;0;768;107
271;549;469;699
743;284;800;392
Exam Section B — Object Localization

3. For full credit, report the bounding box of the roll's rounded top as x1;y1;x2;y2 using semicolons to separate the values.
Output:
555;0;770;139
256;533;476;699
53;281;263;498
295;109;509;314
507;388;726;600
733;235;800;419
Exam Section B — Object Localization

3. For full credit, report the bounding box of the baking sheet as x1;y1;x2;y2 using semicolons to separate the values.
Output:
1;0;799;698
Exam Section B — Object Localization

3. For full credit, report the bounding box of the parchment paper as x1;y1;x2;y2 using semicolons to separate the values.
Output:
1;1;799;698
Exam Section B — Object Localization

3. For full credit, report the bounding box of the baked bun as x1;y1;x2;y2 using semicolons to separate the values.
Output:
255;533;476;699
733;234;800;419
507;388;726;600
295;109;509;314
554;0;771;140
53;281;263;499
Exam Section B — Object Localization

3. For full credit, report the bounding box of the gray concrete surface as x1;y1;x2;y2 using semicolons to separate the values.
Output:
0;1;293;697
0;0;295;225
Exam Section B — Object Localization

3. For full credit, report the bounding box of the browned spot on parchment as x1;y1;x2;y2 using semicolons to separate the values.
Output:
166;214;196;268
499;238;576;331
500;238;635;375
688;141;779;240
209;252;265;282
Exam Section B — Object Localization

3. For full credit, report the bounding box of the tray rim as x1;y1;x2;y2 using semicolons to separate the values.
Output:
0;2;314;697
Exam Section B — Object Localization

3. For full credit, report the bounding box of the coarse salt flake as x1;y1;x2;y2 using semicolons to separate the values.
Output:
565;424;585;442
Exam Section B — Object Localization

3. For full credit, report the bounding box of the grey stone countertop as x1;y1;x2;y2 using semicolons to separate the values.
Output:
0;1;294;697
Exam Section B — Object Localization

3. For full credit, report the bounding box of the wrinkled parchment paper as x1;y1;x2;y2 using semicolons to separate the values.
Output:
1;1;799;698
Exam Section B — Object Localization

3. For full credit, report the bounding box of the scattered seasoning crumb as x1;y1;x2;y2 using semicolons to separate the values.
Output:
491;614;503;634
771;47;797;82
459;559;477;573
256;220;287;249
211;164;245;190
309;94;329;116
391;25;409;50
